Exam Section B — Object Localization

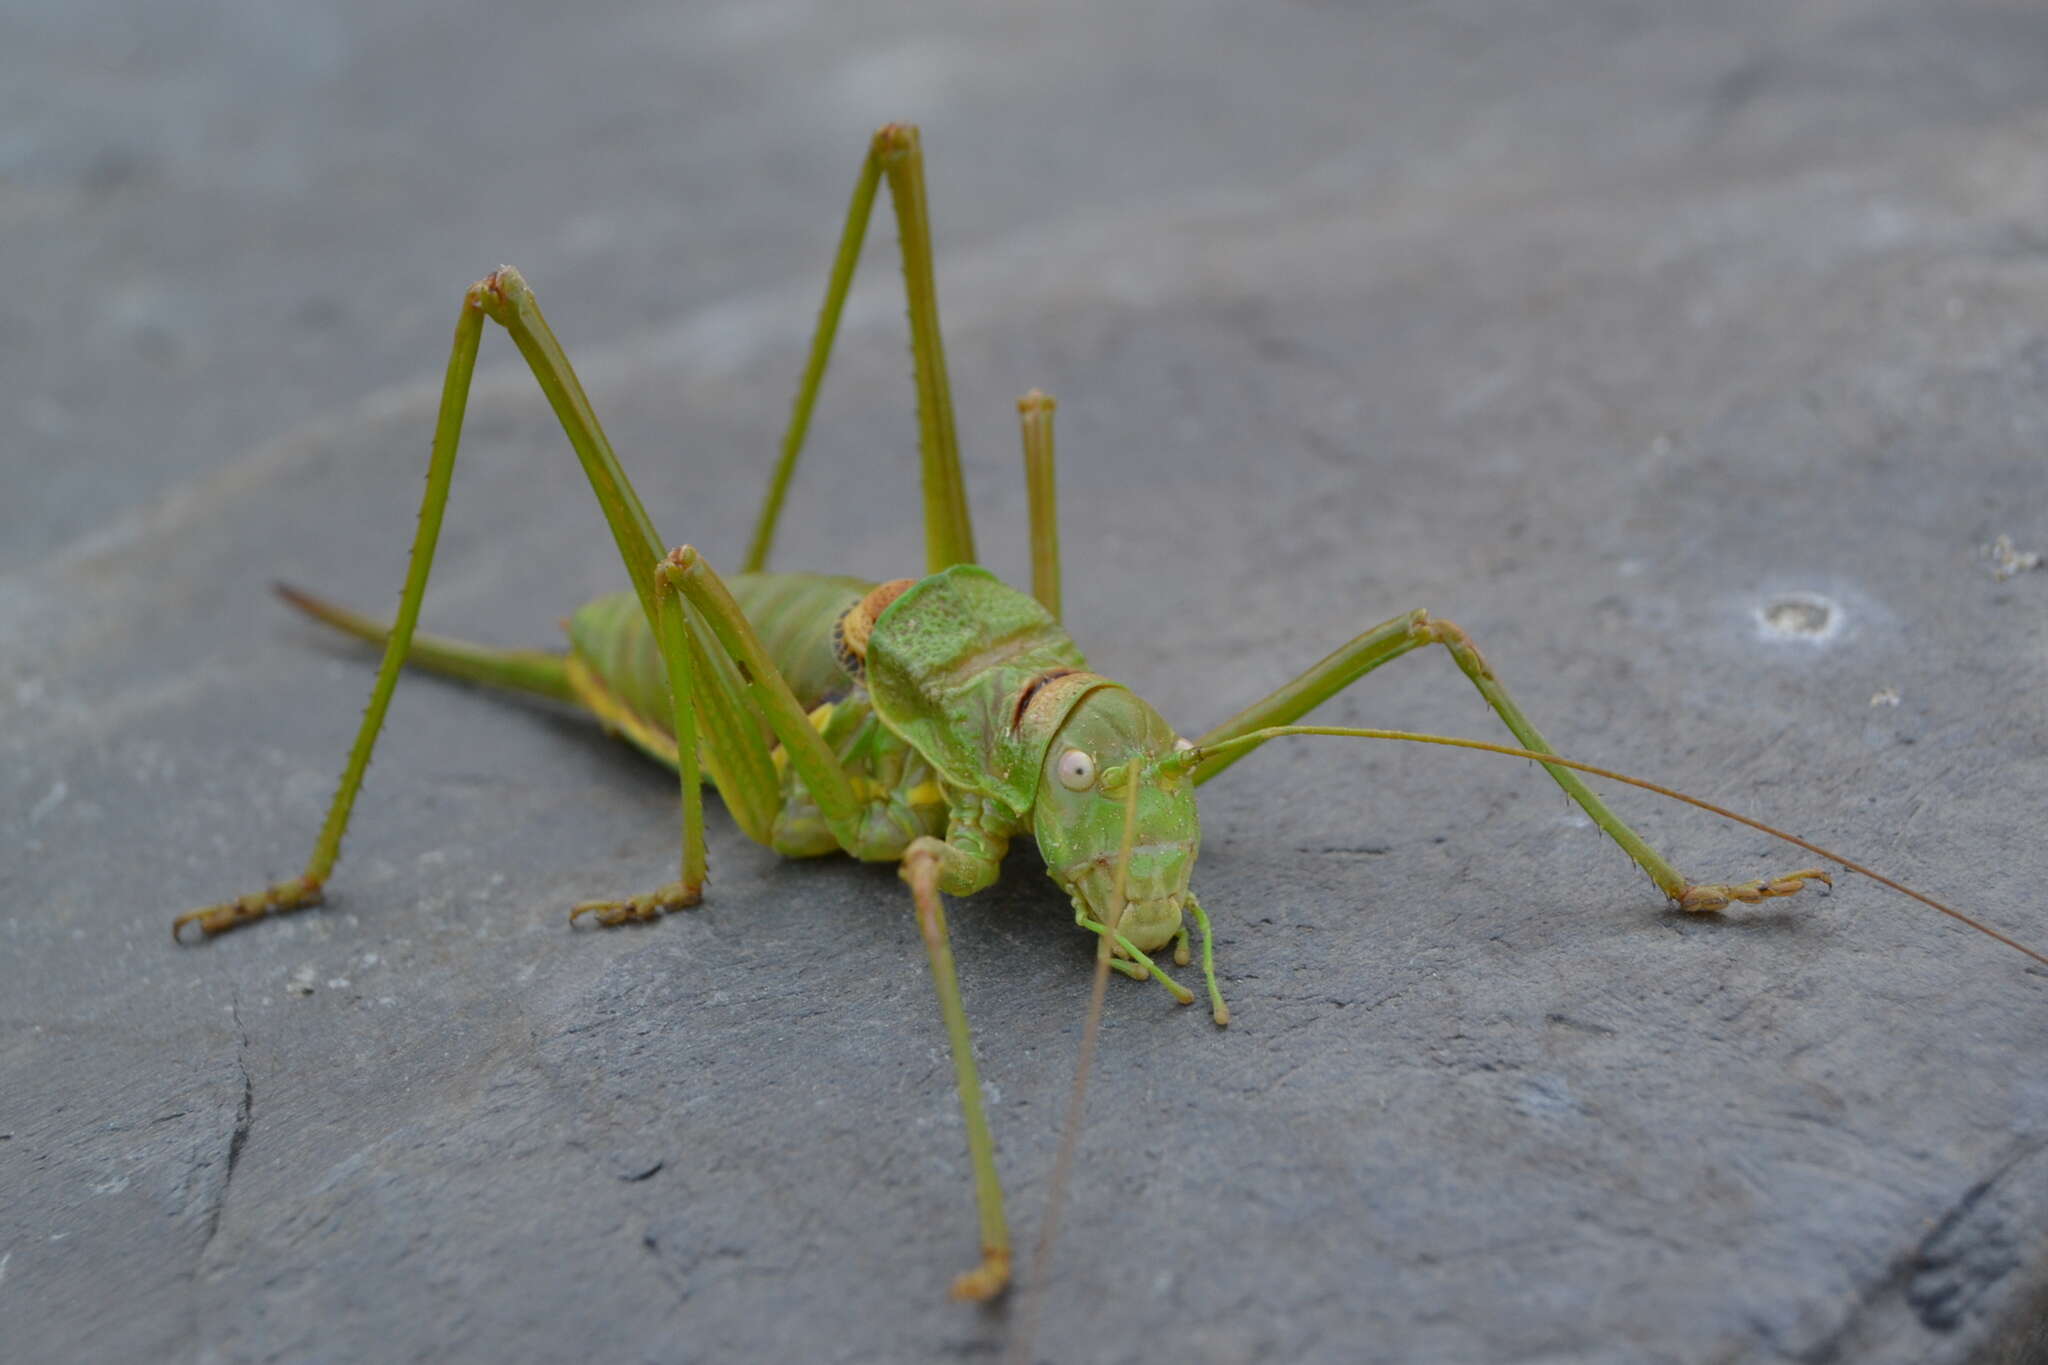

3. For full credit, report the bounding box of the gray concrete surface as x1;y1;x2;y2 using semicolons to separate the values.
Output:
7;2;2048;1361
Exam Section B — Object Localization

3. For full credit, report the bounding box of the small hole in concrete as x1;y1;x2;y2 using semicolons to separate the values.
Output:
1756;592;1841;643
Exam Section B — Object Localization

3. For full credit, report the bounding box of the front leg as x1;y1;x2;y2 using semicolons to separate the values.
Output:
1190;609;1827;911
905;792;1013;895
898;806;1016;1301
769;702;949;861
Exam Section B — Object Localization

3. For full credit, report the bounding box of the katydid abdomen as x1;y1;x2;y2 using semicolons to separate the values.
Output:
565;564;876;757
277;570;955;862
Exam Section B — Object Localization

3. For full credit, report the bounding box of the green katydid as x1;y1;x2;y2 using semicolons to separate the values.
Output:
171;123;2048;1304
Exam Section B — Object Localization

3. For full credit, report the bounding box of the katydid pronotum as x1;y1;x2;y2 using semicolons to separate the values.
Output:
173;123;2048;1304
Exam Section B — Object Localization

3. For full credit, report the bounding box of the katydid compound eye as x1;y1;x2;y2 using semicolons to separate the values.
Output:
1174;738;1195;752
1056;749;1096;791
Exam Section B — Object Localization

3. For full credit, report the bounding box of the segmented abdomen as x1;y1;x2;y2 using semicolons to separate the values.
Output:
565;571;873;748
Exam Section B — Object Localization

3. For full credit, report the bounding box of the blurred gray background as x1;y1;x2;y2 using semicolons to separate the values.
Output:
6;2;2048;1361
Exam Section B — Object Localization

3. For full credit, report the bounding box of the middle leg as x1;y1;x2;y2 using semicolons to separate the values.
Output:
662;544;1018;1299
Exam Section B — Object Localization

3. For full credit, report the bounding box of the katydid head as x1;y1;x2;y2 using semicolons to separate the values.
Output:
1031;686;1200;954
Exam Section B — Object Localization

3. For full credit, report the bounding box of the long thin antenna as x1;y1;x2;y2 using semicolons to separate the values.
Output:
1164;725;2048;970
1008;762;1144;1365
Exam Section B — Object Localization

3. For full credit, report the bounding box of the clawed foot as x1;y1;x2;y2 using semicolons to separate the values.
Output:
569;881;701;927
949;1247;1012;1302
173;876;324;942
1676;868;1832;914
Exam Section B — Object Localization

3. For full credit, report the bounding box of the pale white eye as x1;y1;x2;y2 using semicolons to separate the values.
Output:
1174;737;1195;753
1056;748;1096;791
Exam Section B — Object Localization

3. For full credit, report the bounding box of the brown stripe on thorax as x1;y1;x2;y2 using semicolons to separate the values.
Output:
1010;668;1103;734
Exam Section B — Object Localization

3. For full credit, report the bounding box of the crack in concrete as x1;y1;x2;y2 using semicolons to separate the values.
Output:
1792;1135;2048;1363
196;984;254;1272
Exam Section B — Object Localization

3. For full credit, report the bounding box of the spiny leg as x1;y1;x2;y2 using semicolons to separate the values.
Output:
745;123;977;577
569;561;709;925
1189;608;1825;910
660;544;1015;1299
455;275;796;918
658;547;872;844
271;583;579;703
175;268;774;940
569;546;904;922
765;703;950;863
903;848;1012;1301
172;282;491;939
581;548;1032;1301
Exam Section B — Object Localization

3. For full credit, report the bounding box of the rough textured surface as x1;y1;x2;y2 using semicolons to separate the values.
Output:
7;2;2048;1362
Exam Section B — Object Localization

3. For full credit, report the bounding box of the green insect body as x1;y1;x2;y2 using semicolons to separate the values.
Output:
569;572;868;728
179;123;2048;1307
563;571;952;860
863;566;1200;960
305;560;1209;968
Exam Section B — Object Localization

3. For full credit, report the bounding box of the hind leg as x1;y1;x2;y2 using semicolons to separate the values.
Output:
174;269;780;939
744;123;977;578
